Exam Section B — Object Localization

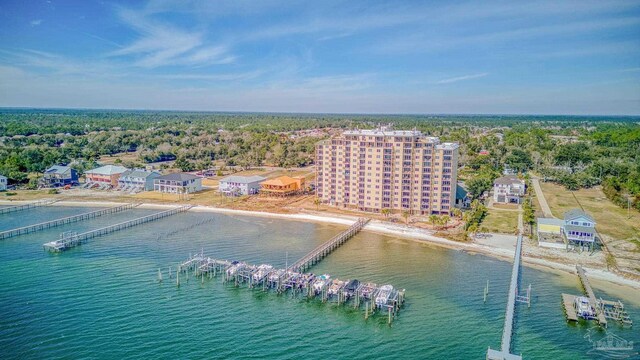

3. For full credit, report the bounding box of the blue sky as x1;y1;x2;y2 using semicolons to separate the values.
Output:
0;0;639;114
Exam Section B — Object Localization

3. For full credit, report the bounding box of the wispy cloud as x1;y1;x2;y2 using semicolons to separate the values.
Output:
436;73;488;84
30;19;42;26
109;7;233;68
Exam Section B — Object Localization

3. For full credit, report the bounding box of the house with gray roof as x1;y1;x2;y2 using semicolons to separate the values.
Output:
40;165;79;187
154;173;202;194
562;209;596;248
493;175;525;204
118;169;161;191
219;175;266;196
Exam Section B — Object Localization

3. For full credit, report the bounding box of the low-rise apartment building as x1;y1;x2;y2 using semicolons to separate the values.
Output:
153;173;202;194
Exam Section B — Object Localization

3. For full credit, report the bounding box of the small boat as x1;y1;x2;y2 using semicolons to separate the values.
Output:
268;269;285;282
226;262;245;277
252;264;273;282
312;274;331;293
343;279;361;298
360;283;377;299
574;296;595;318
375;285;394;306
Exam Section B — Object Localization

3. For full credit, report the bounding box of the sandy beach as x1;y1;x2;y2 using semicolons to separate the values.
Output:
2;199;639;299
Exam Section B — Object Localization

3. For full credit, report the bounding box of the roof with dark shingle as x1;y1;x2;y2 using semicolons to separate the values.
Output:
220;175;266;184
155;173;200;181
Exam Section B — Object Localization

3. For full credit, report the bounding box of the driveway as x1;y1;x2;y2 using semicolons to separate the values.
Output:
531;177;554;218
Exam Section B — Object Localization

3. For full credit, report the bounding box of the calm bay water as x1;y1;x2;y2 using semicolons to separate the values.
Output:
0;207;638;359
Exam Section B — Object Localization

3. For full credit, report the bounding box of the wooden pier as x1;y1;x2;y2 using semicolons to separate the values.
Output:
487;234;526;360
0;203;139;240
173;252;405;324
0;199;58;215
288;218;369;272
561;266;632;327
43;205;192;252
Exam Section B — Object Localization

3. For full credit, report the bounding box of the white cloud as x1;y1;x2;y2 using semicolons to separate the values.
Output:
436;73;488;84
30;19;42;26
109;7;233;68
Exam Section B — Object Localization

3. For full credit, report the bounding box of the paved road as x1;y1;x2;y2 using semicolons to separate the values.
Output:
531;177;554;218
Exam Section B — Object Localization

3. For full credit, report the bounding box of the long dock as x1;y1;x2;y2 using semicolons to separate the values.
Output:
0;199;58;215
0;203;139;240
43;205;192;252
487;234;525;360
288;218;369;272
174;252;405;324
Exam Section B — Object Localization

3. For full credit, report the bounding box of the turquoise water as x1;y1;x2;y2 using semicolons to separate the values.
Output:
0;207;638;359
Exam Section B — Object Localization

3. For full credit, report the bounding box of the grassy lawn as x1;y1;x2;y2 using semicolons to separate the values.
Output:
540;181;640;241
480;209;519;234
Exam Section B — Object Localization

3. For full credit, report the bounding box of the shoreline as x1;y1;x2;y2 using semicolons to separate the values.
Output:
2;199;639;297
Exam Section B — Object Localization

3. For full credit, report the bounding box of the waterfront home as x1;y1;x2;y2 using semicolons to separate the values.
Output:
493;175;525;204
260;176;305;196
536;209;597;250
219;175;266;196
40;165;79;187
154;173;202;194
0;174;6;191
455;183;471;209
117;169;161;191
85;165;128;188
562;209;596;248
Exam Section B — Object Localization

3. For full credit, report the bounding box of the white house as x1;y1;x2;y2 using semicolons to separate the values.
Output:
493;175;525;204
118;169;161;191
154;173;202;194
219;175;266;196
0;175;7;191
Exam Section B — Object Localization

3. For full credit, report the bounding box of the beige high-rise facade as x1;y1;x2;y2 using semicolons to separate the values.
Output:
315;127;458;215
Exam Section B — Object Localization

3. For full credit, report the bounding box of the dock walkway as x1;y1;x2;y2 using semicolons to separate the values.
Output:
487;234;524;360
288;218;369;272
43;205;192;252
1;203;138;240
576;265;607;327
0;199;58;215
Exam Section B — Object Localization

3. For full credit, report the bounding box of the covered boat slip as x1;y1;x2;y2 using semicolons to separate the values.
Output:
174;252;405;324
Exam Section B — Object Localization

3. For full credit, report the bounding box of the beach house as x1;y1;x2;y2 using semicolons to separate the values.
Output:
153;173;202;194
40;165;79;188
117;169;161;191
562;209;596;249
493;175;525;204
85;165;129;188
0;175;7;191
260;176;306;196
219;175;266;196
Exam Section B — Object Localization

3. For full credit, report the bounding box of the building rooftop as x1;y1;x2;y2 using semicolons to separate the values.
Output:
261;176;303;187
155;172;201;181
494;175;523;186
121;169;160;179
343;129;423;137
220;175;266;184
86;165;128;176
436;142;459;150
45;165;73;174
537;218;564;226
563;209;595;223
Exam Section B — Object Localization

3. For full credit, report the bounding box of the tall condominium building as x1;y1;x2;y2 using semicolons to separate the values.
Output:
315;127;459;215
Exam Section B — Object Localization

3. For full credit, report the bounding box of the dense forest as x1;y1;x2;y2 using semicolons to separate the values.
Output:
0;109;638;210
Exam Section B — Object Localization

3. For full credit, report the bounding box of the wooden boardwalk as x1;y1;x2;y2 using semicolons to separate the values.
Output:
0;199;58;215
576;265;607;327
288;218;369;272
43;205;192;252
0;203;139;240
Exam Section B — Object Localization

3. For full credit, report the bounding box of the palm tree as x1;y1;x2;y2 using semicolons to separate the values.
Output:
452;208;462;219
429;215;439;228
440;215;450;229
467;224;479;240
313;197;321;211
402;210;410;225
381;208;391;219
